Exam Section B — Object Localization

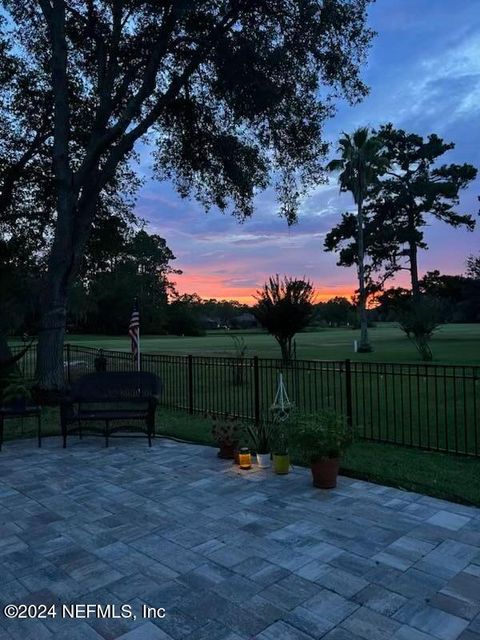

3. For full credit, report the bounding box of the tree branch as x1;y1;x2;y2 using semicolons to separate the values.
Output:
74;3;177;188
0;126;50;216
98;8;241;185
39;0;72;191
37;0;53;25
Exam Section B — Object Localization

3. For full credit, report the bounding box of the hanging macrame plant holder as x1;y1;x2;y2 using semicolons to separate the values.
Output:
270;372;293;422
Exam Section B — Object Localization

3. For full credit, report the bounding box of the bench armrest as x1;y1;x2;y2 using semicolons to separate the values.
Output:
148;395;160;411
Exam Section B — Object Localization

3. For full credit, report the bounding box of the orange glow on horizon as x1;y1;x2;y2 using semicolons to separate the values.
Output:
174;271;355;305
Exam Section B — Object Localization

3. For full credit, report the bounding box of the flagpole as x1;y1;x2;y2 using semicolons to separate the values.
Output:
135;296;141;372
137;323;141;372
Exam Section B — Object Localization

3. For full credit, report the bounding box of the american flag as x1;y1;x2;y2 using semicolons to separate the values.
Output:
129;301;140;360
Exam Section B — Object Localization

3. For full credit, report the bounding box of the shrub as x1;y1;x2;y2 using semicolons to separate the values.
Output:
253;275;314;363
397;296;442;361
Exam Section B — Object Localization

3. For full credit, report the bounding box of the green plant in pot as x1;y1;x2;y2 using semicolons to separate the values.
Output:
246;422;274;468
272;426;290;475
210;413;245;460
292;409;353;488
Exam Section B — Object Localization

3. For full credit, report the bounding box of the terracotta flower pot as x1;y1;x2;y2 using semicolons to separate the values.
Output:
311;458;340;489
273;453;290;475
217;443;236;459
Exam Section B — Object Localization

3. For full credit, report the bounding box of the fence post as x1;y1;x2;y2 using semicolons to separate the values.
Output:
253;356;260;425
345;359;353;428
66;343;71;385
188;355;194;415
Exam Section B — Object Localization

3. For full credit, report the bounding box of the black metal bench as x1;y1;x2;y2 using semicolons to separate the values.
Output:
60;371;162;448
0;403;42;451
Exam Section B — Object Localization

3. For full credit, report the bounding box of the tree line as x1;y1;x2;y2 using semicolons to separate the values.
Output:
251;254;479;363
2;220;254;338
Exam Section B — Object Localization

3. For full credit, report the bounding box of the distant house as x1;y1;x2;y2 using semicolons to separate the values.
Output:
230;312;258;329
199;316;220;330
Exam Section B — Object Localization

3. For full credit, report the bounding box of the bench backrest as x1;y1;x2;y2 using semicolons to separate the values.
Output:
70;372;161;403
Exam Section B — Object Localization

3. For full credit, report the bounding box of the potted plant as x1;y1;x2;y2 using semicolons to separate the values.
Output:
247;422;274;468
210;413;244;459
272;427;290;475
291;409;353;489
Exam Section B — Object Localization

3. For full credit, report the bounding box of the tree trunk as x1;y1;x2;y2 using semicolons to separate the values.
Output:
36;242;71;391
36;177;106;390
36;0;73;392
356;199;372;352
407;210;421;301
35;166;78;390
278;338;291;364
36;298;67;391
36;194;98;390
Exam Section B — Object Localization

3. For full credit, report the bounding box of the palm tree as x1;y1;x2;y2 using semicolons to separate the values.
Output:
327;128;384;352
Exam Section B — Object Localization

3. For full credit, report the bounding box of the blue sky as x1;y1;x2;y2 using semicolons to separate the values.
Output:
135;0;480;302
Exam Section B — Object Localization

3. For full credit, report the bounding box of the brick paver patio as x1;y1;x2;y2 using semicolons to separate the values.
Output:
0;437;479;639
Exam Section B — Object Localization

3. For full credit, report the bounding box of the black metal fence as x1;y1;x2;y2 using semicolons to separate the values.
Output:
9;343;37;380
62;344;479;458
10;343;480;457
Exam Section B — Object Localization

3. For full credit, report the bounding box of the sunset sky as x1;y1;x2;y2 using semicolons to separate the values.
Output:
135;0;480;304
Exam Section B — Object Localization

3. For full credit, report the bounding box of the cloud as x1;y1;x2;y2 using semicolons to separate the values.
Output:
132;0;480;302
397;36;480;127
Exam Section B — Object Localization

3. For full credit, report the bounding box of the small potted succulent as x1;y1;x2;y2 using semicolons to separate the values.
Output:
247;422;274;468
292;409;353;489
210;413;244;460
272;427;290;475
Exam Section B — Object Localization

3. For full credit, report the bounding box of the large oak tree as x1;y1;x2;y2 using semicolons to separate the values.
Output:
3;0;374;389
0;13;141;357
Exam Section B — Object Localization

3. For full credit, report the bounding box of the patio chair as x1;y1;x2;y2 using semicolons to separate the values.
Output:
0;403;42;451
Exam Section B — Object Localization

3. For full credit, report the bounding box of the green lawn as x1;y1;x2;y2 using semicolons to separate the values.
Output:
6;406;478;506
10;323;480;456
61;323;480;364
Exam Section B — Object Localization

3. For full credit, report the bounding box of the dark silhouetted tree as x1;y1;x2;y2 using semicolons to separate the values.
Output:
315;296;355;327
466;253;480;280
325;125;477;303
327;128;386;352
2;1;374;389
254;275;315;362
